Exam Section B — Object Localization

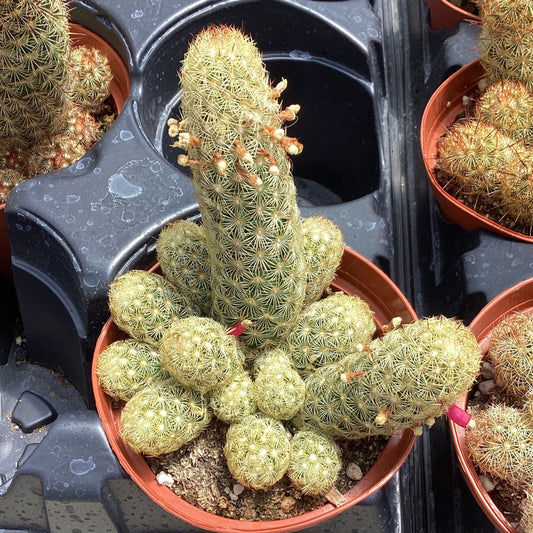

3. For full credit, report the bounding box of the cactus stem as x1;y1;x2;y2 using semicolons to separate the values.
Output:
236;163;262;186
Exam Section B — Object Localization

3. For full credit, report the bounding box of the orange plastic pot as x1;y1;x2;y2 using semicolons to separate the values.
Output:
420;58;533;244
93;246;418;533
0;23;130;282
425;0;480;30
450;277;533;533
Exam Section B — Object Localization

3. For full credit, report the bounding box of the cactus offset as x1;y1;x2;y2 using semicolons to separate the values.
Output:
171;25;307;349
209;369;256;423
120;379;211;456
108;270;200;345
298;316;481;439
0;0;71;151
224;413;290;489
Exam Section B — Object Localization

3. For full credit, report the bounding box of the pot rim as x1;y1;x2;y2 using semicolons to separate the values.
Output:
92;246;418;533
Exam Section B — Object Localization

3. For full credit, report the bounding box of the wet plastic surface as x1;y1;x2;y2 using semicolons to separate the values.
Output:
1;0;530;531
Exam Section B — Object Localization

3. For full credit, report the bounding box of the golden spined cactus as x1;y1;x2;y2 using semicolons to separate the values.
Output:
120;379;211;456
465;403;533;489
108;270;200;345
521;488;533;533
96;339;166;401
159;316;245;394
209;369;256;424
0;0;72;151
171;25;307;349
223;413;291;489
69;45;112;114
299;316;482;439
284;292;376;377
156;220;212;316
301;216;344;306
488;312;533;399
287;430;342;496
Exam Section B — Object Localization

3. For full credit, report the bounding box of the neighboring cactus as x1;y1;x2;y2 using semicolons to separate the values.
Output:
478;0;533;91
253;358;305;421
488;312;533;399
521;488;533;533
156;220;212;316
474;80;533;146
96;339;165;401
159;316;245;394
170;25;307;349
301;216;344;306
120;379;211;456
298;316;482;439
0;169;25;203
224;413;291;489
465;403;533;488
108;270;200;345
69;45;113;114
0;0;72;151
287;430;342;495
209;369;256;423
284;292;376;377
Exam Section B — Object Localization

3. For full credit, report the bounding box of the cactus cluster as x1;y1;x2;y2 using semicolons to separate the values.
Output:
100;25;484;503
0;0;114;200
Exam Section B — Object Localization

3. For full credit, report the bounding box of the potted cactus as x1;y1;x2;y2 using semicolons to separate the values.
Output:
421;0;533;243
0;0;130;280
450;277;533;533
92;25;483;531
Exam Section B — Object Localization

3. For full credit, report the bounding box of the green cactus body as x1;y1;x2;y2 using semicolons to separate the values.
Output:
288;430;342;495
156;220;212;316
475;80;533;146
479;0;533;91
159;316;245;394
120;379;211;456
521;489;533;533
285;292;376;377
173;25;306;349
224;413;290;489
465;403;533;488
209;370;256;423
0;169;25;203
253;361;305;421
299;316;482;439
69;45;112;114
252;347;295;376
108;270;200;345
96;339;166;401
0;0;72;150
301;216;344;306
488;312;533;398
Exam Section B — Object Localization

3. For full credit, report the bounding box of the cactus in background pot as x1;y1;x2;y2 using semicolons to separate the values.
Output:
169;25;307;350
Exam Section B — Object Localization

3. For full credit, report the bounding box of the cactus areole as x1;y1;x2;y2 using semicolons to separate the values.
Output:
169;25;307;350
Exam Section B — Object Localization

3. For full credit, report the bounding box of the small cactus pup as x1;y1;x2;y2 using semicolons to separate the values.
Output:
478;0;533;91
465;403;533;489
209;369;256;424
287;430;342;496
156;220;211;316
252;349;306;421
0;0;72;151
159;316;245;394
301;215;345;306
170;25;307;349
96;339;166;401
108;270;200;345
120;379;211;456
223;413;291;490
487;311;533;399
284;292;376;377
298;316;482;439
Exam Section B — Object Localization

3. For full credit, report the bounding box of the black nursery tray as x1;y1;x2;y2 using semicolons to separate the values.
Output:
1;0;530;531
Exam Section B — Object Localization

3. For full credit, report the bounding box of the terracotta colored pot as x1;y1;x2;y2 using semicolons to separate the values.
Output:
420;58;533;244
425;0;480;31
0;23;130;282
450;277;533;533
93;246;418;533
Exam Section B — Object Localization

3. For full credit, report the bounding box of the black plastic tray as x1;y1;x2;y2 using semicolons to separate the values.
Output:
2;0;530;530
